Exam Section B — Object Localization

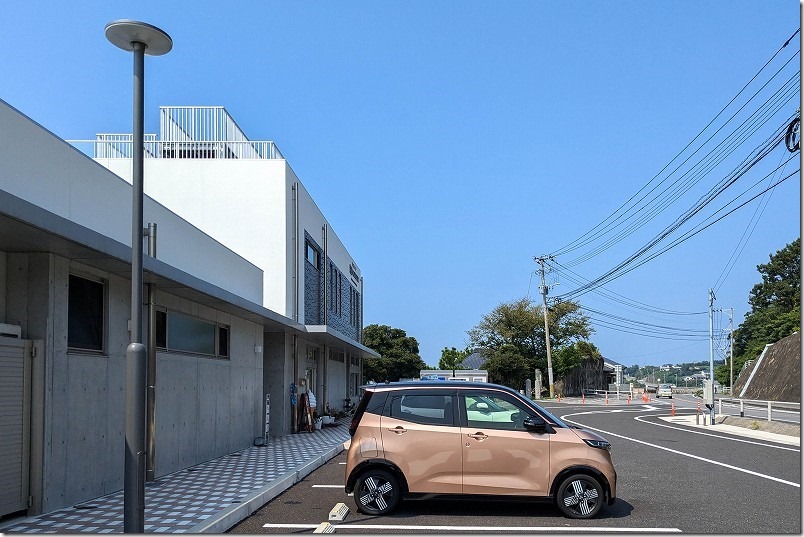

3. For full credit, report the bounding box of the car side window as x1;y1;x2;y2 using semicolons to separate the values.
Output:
387;393;454;426
461;393;530;431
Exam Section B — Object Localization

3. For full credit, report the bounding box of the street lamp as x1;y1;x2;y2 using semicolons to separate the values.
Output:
105;19;172;533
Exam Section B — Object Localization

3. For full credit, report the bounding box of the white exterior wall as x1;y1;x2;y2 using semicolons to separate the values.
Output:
102;158;289;315
291;174;361;326
102;157;362;332
0;101;264;305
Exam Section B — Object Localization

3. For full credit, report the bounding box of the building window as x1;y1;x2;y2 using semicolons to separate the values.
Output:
155;309;229;359
218;326;229;357
68;274;105;351
306;241;320;269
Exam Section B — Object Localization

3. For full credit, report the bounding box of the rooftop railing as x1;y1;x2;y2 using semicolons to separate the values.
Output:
67;106;284;160
67;135;284;160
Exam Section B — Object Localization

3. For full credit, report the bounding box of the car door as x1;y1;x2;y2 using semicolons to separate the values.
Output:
460;391;551;496
379;390;462;494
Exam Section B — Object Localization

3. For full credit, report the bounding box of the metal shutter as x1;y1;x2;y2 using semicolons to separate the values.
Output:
0;337;30;516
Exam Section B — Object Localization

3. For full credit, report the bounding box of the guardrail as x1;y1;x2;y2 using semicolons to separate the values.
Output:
580;390;799;423
716;396;801;422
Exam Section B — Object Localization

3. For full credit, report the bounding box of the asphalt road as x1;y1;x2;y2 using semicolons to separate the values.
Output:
229;400;801;534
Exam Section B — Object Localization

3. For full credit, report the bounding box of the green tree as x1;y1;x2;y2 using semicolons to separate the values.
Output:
438;347;469;372
483;345;530;389
362;324;426;382
733;239;801;374
467;298;593;390
554;341;603;380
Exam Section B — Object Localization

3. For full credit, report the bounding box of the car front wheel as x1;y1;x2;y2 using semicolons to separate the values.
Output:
355;469;400;515
556;474;604;519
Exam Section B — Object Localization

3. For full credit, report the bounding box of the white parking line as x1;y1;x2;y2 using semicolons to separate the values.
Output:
262;523;681;532
312;485;344;488
561;411;800;488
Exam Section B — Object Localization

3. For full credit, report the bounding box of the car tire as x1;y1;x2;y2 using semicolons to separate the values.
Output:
556;474;604;519
355;469;401;515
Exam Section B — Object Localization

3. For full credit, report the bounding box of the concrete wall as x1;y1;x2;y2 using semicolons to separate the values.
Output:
3;251;265;512
264;332;293;437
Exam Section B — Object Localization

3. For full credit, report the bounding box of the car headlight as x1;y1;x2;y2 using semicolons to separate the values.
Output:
584;439;612;451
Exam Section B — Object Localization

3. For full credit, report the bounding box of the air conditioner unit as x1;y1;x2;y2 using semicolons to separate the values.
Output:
0;323;22;338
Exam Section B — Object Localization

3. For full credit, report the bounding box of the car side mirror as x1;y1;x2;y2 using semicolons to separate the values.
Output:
523;415;547;434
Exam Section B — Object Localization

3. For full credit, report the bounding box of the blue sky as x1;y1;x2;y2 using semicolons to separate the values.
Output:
2;1;800;367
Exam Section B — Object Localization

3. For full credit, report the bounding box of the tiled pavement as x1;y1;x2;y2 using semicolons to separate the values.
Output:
1;424;350;534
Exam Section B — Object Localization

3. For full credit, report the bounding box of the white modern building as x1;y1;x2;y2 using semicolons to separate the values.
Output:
0;101;377;517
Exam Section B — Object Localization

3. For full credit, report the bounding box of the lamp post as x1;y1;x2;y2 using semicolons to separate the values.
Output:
105;19;172;533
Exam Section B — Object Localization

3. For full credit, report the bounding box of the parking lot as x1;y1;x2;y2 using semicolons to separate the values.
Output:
229;400;801;534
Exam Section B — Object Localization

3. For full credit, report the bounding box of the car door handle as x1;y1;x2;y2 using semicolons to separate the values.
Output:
468;432;488;440
389;426;407;434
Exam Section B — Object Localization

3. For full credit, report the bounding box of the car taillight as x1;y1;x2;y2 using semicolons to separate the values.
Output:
349;415;360;437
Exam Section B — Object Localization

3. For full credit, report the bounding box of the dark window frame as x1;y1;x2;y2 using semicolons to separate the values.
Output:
67;274;106;353
155;308;230;360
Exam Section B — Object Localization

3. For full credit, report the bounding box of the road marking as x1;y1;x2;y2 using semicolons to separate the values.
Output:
634;415;800;451
312;485;344;488
561;412;800;488
262;523;680;532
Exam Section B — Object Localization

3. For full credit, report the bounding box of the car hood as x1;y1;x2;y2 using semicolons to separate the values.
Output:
569;427;609;443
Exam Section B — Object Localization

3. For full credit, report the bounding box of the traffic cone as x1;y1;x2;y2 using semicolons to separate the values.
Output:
605;393;609;405
671;402;676;416
582;394;585;404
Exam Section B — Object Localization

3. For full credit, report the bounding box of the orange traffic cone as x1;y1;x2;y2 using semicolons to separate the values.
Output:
671;402;676;416
582;394;586;404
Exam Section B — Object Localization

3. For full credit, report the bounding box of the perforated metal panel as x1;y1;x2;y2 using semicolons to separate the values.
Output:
0;337;31;516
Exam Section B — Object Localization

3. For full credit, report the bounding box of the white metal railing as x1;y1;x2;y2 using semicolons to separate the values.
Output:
67;137;284;160
66;106;284;160
717;397;801;423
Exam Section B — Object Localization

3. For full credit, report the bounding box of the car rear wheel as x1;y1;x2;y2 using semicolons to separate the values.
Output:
355;469;400;515
556;474;604;519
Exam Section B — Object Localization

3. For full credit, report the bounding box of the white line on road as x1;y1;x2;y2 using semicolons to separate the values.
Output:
633;415;800;451
312;485;344;488
561;411;800;488
261;523;681;532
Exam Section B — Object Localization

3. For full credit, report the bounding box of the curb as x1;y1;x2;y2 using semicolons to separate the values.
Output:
188;443;345;533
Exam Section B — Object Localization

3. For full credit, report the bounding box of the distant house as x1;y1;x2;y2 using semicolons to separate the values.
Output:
460;351;488;370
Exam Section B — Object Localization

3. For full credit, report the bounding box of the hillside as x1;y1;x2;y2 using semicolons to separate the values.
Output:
732;331;800;402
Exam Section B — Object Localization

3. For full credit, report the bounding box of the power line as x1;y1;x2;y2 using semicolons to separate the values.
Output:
549;30;800;260
562;70;799;268
557;115;797;300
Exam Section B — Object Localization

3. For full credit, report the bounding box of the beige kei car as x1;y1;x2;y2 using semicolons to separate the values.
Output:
345;381;617;519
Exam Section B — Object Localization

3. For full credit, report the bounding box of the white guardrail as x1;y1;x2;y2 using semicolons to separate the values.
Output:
581;389;800;423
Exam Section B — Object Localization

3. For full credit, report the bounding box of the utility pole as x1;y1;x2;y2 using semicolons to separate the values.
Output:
728;307;734;395
536;256;555;399
708;289;716;425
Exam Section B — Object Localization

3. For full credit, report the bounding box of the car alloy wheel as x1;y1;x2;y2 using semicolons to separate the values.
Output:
355;469;400;515
556;474;604;519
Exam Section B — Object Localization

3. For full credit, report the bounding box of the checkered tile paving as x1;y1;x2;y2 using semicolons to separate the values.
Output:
3;424;350;534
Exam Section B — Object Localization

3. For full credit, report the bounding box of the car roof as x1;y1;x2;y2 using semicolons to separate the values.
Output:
360;380;518;394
